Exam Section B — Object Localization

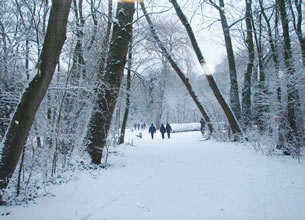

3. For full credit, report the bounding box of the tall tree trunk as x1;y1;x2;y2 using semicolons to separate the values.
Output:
86;2;135;164
71;0;86;82
98;0;113;79
241;0;254;130
259;0;281;102
169;0;243;140
155;58;168;129
259;0;285;147
209;0;241;120
140;2;214;135
289;0;305;66
0;0;72;204
252;11;269;133
277;0;303;153
87;0;99;51
119;37;133;145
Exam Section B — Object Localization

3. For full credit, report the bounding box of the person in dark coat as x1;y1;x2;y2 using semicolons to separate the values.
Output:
160;124;166;139
166;123;172;139
149;123;156;139
200;118;205;135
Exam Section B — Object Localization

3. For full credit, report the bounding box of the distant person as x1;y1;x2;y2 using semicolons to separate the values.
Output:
160;124;166;139
134;123;137;130
149;123;156;139
166;123;172;139
200;118;205;135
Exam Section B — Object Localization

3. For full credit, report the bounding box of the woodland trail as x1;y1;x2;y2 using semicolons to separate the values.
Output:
1;130;305;220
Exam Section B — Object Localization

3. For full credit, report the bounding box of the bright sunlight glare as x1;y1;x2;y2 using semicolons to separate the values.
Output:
200;62;213;75
120;0;144;3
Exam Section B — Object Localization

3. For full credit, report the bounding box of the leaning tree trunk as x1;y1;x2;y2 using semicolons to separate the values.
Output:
169;0;243;140
119;36;133;145
140;2;214;134
0;0;72;204
86;2;135;164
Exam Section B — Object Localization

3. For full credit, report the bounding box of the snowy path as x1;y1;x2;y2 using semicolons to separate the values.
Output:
1;130;305;220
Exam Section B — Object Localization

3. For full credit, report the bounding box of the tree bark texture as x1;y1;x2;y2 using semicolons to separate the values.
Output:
252;5;269;133
215;0;241;121
0;0;72;203
140;2;214;135
119;37;133;145
277;0;303;150
86;2;135;164
289;0;305;67
260;0;285;148
169;0;243;139
241;0;254;129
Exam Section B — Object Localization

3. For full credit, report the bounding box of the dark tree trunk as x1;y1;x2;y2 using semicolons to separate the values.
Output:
252;11;269;133
86;2;135;164
260;0;281;101
277;0;303;152
140;2;214;135
289;0;305;66
169;0;243;140
119;37;133;145
71;0;86;82
209;0;241;120
241;0;254;130
0;0;72;204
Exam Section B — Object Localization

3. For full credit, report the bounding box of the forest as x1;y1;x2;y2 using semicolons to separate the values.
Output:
0;0;304;205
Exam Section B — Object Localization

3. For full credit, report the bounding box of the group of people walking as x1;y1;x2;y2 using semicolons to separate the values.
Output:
147;118;205;140
149;123;172;140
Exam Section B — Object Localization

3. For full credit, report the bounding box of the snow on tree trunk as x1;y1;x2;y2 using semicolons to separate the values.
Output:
0;0;72;204
119;36;133;145
85;2;135;164
277;0;303;154
241;0;254;130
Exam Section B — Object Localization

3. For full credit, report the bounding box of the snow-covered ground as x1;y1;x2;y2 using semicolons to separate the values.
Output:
1;130;305;220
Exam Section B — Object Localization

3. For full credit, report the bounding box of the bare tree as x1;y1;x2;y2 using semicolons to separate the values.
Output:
0;0;72;204
252;2;269;133
277;0;303;154
140;1;214;135
208;0;241;120
241;0;255;130
119;36;133;144
85;1;135;164
289;0;305;67
169;0;243;140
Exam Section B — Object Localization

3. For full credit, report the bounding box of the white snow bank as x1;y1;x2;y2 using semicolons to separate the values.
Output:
170;122;200;132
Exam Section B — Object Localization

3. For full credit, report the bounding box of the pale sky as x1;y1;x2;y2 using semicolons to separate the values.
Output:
139;0;228;72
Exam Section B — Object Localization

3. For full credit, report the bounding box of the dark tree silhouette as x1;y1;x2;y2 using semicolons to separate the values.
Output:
85;2;135;164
